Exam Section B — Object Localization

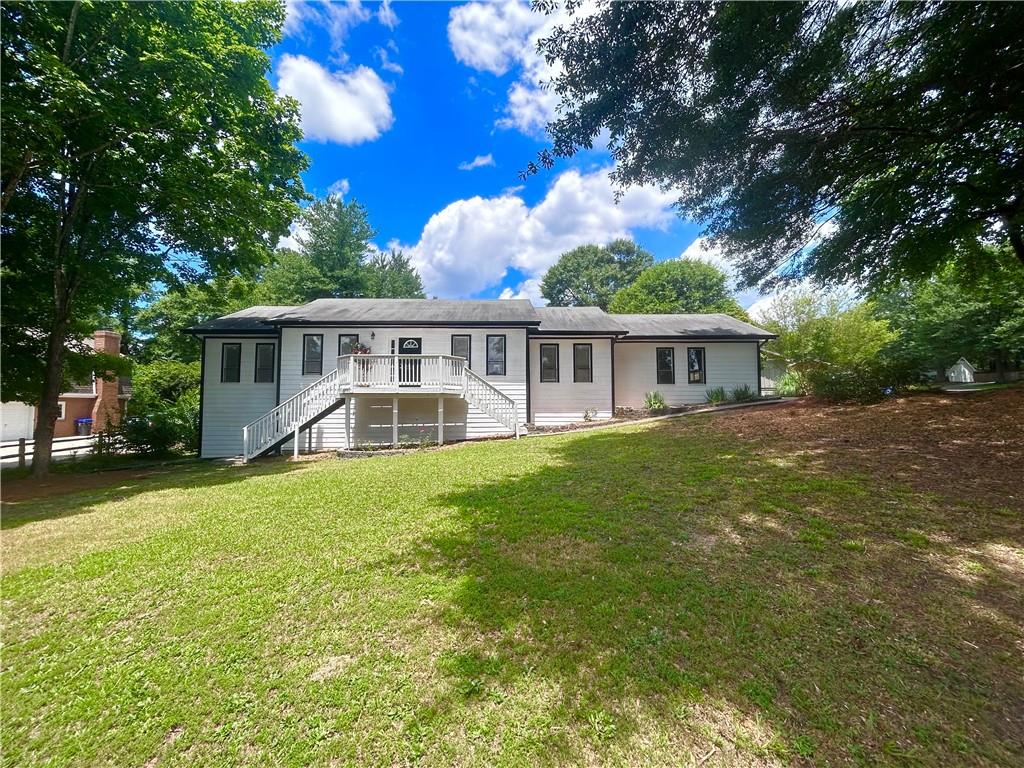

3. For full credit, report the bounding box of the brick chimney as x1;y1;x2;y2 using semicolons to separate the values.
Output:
91;330;123;431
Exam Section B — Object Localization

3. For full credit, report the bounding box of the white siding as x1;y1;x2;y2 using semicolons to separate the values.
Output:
200;337;279;457
613;341;760;408
1;401;36;441
529;338;614;425
278;326;527;451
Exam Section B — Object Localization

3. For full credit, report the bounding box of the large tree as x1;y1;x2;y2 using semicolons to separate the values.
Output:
362;249;425;299
530;1;1024;288
873;247;1024;381
608;259;748;319
540;239;653;309
297;195;376;298
1;0;307;474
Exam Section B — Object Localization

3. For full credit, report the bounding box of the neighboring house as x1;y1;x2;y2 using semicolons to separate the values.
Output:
0;330;131;441
946;357;976;383
187;299;775;460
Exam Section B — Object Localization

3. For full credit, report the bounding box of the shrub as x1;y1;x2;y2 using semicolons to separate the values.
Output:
643;391;667;411
99;388;200;456
776;370;808;396
729;384;757;402
705;386;728;404
804;359;922;404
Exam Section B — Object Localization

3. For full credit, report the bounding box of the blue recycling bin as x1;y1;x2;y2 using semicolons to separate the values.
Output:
75;417;93;436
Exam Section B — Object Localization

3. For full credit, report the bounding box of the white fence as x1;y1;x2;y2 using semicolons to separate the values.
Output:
0;434;95;469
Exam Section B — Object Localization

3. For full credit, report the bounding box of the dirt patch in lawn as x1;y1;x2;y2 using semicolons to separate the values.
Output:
705;387;1024;511
1;466;180;504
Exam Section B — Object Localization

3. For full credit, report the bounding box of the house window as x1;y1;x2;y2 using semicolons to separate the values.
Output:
254;343;275;383
451;334;471;368
338;334;359;356
302;334;323;376
656;347;675;385
486;335;506;376
221;343;241;383
687;347;706;384
573;343;593;383
539;343;559;382
57;401;66;420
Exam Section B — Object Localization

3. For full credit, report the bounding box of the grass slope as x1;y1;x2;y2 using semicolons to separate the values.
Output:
2;415;1022;767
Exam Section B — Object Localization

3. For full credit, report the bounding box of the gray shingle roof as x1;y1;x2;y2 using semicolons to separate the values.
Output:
267;298;540;326
188;305;295;334
609;313;776;339
534;306;626;334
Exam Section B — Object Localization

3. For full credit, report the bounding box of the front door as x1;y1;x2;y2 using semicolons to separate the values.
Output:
397;337;422;385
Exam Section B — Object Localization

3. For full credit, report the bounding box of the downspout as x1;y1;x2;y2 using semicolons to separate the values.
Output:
524;332;531;424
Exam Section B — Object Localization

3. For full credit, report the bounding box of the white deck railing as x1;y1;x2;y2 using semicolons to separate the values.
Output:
242;354;519;461
338;354;465;391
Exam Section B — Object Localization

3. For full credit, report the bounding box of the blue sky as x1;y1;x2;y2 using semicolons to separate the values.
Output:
272;1;763;309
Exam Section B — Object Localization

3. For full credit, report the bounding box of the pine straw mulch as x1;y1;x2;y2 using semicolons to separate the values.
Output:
705;386;1024;512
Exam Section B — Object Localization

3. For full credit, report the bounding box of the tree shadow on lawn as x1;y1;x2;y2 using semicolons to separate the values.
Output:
0;458;307;530
409;421;1024;765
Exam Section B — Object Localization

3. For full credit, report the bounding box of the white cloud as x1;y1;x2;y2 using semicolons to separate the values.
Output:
278;220;308;252
327;178;350;197
448;1;598;136
400;167;676;298
374;43;403;75
276;54;393;145
447;1;540;76
378;0;399;29
284;0;372;56
499;278;546;304
457;153;496;171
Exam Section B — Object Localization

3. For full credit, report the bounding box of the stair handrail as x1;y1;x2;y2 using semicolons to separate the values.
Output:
242;367;342;460
462;367;520;437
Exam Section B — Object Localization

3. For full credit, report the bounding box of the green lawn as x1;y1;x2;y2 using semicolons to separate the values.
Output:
2;417;1021;767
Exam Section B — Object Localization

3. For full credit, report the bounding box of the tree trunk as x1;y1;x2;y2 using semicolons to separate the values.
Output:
933;360;946;384
994;352;1007;383
32;315;71;477
1007;217;1024;267
31;266;77;477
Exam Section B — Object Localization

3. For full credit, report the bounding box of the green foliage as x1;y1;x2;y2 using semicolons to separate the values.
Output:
729;384;757;403
608;259;749;319
135;277;257;363
533;2;1024;288
540;239;653;309
1;0;307;470
643;391;667;411
254;249;332;306
758;289;895;371
705;386;728;405
873;246;1024;378
804;359;922;405
362;249;425;299
297;196;376;298
777;371;808;397
128;361;201;416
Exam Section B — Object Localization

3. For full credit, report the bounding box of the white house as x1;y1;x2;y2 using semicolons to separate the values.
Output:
946;357;976;383
187;299;775;460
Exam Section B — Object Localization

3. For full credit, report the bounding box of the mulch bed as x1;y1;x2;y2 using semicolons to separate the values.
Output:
705;387;1024;511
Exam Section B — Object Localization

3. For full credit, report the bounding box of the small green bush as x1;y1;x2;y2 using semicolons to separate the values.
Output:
643;391;667;411
776;370;808;396
729;384;757;402
706;386;728;404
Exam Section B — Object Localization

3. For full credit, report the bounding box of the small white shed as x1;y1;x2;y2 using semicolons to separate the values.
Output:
946;357;976;383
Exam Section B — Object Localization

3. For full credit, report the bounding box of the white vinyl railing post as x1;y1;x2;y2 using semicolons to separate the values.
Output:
293;424;299;459
242;426;249;463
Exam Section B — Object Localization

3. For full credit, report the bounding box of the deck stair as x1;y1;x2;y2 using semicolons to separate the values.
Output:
242;355;519;461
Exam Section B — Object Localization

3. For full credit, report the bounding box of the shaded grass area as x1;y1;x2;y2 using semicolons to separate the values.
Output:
2;416;1022;767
